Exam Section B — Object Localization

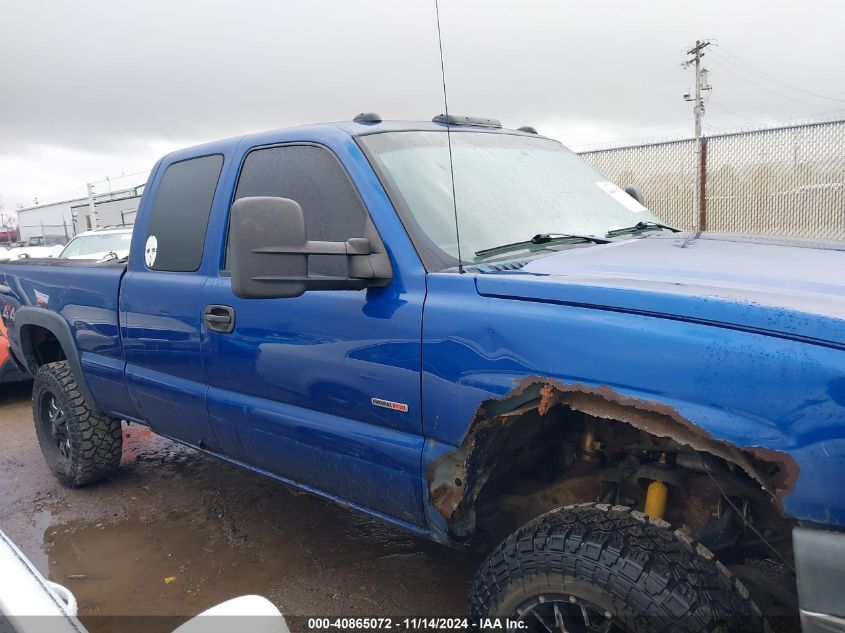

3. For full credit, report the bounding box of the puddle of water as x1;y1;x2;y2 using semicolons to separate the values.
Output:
1;411;480;632
28;509;52;572
43;472;478;632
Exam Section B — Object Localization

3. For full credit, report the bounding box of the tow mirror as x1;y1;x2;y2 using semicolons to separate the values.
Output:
624;185;644;204
229;196;392;299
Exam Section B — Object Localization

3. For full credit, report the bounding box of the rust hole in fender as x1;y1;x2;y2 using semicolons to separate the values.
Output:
427;378;800;534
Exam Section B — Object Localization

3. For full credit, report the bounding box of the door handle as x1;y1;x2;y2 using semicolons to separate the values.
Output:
203;305;235;333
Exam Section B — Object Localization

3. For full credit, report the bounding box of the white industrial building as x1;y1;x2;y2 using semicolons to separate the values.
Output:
16;184;143;242
15;197;81;242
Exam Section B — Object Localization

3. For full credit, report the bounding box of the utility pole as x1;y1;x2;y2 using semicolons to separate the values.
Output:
683;40;712;230
86;183;97;230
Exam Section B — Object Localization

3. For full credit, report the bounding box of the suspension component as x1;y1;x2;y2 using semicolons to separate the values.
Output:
580;426;602;462
644;480;668;519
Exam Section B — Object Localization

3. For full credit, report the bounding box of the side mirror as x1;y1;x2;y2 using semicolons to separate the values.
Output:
230;196;392;299
624;185;644;204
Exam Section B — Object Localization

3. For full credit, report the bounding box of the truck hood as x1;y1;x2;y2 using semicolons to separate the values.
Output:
475;232;845;347
0;245;63;261
64;249;130;261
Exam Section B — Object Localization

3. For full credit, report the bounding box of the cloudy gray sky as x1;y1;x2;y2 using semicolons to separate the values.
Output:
2;0;844;211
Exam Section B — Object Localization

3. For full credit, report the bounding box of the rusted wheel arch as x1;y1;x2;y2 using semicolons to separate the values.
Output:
428;379;798;541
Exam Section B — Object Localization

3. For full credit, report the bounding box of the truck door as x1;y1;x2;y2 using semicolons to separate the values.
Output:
120;154;224;449
201;143;427;527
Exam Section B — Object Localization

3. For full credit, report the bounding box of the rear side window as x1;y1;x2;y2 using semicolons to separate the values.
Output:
145;154;223;272
226;145;368;274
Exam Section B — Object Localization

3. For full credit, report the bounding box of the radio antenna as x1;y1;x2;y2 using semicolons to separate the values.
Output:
434;0;464;273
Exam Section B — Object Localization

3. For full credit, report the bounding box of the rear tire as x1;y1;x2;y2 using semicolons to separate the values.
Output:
469;503;767;633
33;360;122;487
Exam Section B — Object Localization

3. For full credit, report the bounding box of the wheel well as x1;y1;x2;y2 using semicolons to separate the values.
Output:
428;380;798;562
20;324;67;372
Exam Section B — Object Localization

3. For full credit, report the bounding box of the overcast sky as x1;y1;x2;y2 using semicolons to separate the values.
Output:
2;0;844;211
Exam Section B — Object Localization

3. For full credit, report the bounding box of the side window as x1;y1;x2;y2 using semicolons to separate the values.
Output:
227;145;368;275
145;154;223;272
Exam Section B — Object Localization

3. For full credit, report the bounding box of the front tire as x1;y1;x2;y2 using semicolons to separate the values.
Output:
469;503;766;633
33;360;122;487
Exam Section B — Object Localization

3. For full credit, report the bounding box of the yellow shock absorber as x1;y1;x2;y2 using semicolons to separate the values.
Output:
644;480;668;520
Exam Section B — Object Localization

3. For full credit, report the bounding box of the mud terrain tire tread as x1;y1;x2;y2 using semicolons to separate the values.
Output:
469;503;769;633
33;360;122;487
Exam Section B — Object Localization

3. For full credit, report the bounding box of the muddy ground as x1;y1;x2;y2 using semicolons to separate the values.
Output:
0;382;479;632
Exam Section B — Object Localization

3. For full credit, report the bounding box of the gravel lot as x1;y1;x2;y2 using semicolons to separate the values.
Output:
0;381;479;633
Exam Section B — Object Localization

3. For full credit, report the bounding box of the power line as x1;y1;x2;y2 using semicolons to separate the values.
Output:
712;46;845;104
565;47;844;146
706;96;845;133
709;96;842;119
706;55;838;110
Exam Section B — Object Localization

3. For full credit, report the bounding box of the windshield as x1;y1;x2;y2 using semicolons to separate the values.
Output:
60;232;132;258
360;131;664;267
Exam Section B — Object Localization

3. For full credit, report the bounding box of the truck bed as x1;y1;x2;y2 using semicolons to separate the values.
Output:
0;258;127;391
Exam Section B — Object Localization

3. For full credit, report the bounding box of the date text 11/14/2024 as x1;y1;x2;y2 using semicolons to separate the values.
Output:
306;617;527;630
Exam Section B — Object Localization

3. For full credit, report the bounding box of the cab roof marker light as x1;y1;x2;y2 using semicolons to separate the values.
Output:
432;114;502;129
353;112;382;124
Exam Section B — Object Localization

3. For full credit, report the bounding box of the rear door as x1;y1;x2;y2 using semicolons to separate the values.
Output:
120;154;224;449
201;141;427;526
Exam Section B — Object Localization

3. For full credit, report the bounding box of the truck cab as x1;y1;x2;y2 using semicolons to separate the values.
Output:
3;115;845;632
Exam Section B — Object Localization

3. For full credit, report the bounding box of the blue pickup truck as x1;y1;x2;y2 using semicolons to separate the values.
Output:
2;114;844;632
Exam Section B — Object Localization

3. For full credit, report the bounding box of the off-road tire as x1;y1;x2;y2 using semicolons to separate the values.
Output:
469;503;767;633
32;360;122;487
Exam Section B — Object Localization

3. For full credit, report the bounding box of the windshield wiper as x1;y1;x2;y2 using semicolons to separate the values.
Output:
605;221;680;238
474;233;611;258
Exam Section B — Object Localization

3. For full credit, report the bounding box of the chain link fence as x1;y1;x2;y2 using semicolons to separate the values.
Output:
579;118;845;240
13;224;72;245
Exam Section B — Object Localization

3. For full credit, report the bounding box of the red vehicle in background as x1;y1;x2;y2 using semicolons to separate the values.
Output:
0;307;28;383
0;228;20;246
